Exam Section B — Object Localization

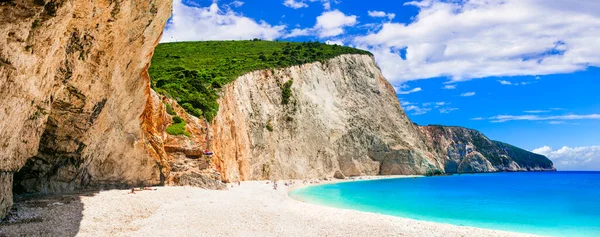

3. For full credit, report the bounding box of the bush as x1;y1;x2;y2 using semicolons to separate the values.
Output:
265;122;273;132
182;103;202;118
166;121;190;137
164;103;175;115
172;115;184;124
281;80;293;105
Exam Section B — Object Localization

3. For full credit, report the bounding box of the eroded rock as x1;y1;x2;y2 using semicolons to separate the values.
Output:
0;0;171;217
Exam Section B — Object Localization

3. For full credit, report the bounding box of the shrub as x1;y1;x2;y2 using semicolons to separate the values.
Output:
166;121;190;137
281;80;293;105
164;103;175;115
172;115;184;124
181;103;202;118
265;122;273;132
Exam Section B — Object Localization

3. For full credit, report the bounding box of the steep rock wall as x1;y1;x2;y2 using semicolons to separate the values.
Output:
210;55;444;182
0;0;171;218
418;125;556;173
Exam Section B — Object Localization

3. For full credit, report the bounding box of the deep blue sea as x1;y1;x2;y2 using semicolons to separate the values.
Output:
289;172;600;236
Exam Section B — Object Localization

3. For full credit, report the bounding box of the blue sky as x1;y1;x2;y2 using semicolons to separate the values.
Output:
162;0;600;170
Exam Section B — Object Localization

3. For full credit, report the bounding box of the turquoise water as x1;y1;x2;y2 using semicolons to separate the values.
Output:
289;172;600;236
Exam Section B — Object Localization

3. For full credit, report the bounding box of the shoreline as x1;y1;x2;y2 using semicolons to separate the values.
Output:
1;176;540;237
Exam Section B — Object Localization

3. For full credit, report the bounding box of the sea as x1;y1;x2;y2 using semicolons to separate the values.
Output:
289;172;600;236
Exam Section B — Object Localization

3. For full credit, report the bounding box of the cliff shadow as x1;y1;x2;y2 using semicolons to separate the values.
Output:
0;190;98;237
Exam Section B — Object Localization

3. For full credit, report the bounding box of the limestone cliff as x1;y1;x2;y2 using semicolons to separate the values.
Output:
0;0;171;217
210;55;444;182
206;54;554;181
418;125;556;173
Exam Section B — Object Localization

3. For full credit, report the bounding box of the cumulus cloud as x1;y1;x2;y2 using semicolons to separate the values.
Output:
368;10;396;20
483;114;600;123
286;28;311;38
162;1;286;42
533;145;600;171
353;0;600;84
315;10;357;38
461;92;476;97
284;10;357;39
498;80;513;85
283;0;308;9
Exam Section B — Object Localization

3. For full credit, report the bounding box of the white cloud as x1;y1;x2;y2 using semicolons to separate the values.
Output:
443;84;456;90
485;114;600;123
162;1;286;42
353;0;600;84
439;107;458;113
404;105;431;115
315;10;357;38
283;0;308;9
286;28;311;38
395;86;422;95
524;110;550;113
499;79;538;86
461;92;476;97
310;0;335;10
533;145;600;171
368;10;396;20
471;117;485;120
230;1;244;7
284;0;334;10
401;101;456;114
283;10;357;39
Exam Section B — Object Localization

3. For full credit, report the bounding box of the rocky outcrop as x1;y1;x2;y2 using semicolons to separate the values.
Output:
156;92;226;190
418;125;555;173
0;0;171;218
210;55;444;182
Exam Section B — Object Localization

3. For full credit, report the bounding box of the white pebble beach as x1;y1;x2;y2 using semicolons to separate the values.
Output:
0;176;540;237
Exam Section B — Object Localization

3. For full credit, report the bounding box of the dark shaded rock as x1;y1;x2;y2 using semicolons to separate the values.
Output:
0;172;12;218
333;170;345;179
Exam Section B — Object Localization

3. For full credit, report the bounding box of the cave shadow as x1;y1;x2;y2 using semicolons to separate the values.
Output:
0;190;98;237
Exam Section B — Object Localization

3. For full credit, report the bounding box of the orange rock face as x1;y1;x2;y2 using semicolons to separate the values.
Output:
0;0;171;218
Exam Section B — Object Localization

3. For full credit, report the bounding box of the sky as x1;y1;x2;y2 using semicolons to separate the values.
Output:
161;0;600;171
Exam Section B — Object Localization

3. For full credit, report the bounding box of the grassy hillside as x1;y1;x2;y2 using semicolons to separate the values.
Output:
149;40;372;121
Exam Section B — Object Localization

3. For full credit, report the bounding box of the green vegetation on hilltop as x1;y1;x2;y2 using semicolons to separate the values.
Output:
149;40;372;121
